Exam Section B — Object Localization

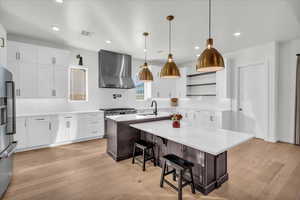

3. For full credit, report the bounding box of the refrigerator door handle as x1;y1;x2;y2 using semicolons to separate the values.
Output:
0;141;17;160
5;81;16;135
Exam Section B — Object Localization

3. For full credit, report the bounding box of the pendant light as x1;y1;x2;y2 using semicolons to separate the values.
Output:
196;0;224;72
160;15;180;78
138;32;153;82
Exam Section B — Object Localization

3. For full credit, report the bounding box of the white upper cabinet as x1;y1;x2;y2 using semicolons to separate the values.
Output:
7;40;70;98
38;64;54;97
0;25;7;67
19;62;38;97
54;66;68;98
7;41;37;63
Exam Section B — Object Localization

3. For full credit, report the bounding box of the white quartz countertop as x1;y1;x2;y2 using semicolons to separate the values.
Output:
106;112;171;122
16;110;103;117
130;120;253;155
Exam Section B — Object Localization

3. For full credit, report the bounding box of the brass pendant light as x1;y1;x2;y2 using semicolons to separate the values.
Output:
138;32;153;82
196;0;224;72
160;15;180;78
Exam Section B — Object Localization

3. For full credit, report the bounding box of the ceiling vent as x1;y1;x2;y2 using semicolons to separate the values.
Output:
81;30;92;37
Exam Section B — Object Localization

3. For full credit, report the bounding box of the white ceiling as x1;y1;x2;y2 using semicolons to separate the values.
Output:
0;0;299;64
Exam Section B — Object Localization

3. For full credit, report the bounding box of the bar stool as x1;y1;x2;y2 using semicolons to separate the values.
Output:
160;154;195;200
132;140;156;171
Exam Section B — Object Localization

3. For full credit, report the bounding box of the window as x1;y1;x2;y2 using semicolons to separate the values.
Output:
69;66;88;101
134;72;151;100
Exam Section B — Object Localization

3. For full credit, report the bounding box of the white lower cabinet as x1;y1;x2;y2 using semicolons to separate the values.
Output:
15;112;104;151
27;116;52;147
52;114;78;143
78;112;104;138
15;117;27;150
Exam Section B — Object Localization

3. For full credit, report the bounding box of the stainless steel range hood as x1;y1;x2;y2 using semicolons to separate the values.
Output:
98;50;135;89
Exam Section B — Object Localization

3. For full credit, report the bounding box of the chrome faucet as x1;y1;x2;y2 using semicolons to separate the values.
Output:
151;100;158;115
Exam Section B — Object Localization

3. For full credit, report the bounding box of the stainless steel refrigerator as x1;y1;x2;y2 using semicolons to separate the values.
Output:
0;66;17;198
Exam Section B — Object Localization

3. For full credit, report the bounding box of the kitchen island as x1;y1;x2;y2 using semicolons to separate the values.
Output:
106;113;253;194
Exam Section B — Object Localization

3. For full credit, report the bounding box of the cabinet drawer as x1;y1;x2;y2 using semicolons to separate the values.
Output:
79;112;104;119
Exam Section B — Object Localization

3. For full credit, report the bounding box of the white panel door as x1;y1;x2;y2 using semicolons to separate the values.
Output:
15;118;27;149
54;66;68;98
38;64;54;98
238;64;268;139
19;62;38;97
27;117;51;147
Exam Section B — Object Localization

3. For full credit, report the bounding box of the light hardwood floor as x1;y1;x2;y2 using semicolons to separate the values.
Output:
3;139;300;200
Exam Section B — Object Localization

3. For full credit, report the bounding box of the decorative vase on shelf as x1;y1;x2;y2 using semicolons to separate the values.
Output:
171;113;183;128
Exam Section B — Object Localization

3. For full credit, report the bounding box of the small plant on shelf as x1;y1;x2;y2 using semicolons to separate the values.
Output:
171;113;183;128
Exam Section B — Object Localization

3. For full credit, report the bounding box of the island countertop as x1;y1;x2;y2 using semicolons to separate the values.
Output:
105;112;171;122
130;120;253;155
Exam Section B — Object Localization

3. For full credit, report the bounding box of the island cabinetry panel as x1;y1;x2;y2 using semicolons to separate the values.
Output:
141;133;228;195
106;116;171;161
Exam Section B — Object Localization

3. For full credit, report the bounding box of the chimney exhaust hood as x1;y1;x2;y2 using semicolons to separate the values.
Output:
98;50;135;89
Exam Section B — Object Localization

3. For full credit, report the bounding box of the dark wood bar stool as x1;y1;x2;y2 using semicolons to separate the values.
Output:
160;154;195;200
132;140;156;171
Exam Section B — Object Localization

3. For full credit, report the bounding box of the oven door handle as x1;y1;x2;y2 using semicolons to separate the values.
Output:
0;141;17;160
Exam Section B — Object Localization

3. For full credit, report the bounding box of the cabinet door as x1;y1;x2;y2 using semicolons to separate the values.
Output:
67;117;77;140
27;117;51;147
15;118;27;149
7;41;18;62
19;62;38;97
53;49;69;66
18;43;37;64
7;61;20;96
38;64;53;98
54;66;68;98
0;32;6;67
38;47;54;65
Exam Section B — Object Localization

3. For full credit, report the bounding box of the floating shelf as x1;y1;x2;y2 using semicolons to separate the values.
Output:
186;71;216;77
186;94;216;97
186;83;216;87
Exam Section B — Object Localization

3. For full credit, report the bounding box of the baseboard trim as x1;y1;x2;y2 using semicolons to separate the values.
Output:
15;135;104;153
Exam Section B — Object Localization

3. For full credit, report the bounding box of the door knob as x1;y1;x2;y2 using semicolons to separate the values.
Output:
239;108;243;111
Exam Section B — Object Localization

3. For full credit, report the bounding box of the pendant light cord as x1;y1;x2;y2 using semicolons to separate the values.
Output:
209;0;211;38
144;34;147;63
169;20;171;54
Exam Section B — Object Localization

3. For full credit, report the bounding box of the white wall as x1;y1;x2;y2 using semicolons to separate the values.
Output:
222;42;278;142
277;39;300;143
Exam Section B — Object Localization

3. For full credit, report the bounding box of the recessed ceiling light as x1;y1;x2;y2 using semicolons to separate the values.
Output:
233;32;241;37
143;49;147;52
105;40;112;44
52;26;60;32
55;0;63;3
196;54;200;57
194;46;200;50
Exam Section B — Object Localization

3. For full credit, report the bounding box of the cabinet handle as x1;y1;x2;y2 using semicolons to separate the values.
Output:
0;37;4;48
53;89;56;97
15;52;18;60
35;118;45;121
17;52;20;60
64;116;72;119
157;92;160;98
49;122;52;130
66;121;70;128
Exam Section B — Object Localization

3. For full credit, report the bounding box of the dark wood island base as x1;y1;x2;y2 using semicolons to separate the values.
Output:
106;118;228;195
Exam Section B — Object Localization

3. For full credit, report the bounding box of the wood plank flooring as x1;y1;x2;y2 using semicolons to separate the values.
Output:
2;139;300;200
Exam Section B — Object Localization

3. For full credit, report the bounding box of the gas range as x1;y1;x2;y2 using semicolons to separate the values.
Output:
100;108;137;116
